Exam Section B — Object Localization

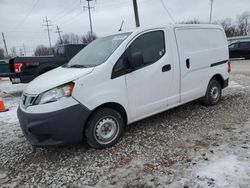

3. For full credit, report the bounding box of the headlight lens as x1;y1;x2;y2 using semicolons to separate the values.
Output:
37;83;74;105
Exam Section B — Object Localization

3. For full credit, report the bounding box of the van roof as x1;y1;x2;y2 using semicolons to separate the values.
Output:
117;24;223;35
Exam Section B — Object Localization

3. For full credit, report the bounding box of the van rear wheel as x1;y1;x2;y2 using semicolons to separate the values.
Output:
85;108;124;149
202;80;222;106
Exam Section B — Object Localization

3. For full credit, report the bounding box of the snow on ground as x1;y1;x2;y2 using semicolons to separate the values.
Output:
228;80;249;89
0;80;26;144
194;155;250;187
166;119;250;188
0;63;250;187
0;80;25;124
0;79;26;94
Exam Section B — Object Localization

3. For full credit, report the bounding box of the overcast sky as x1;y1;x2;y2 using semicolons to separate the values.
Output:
0;0;249;56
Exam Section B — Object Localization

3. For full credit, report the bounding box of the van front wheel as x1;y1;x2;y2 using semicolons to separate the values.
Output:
202;80;222;106
85;108;124;149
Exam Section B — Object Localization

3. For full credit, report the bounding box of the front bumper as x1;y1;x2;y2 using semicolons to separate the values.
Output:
223;78;229;89
17;104;91;147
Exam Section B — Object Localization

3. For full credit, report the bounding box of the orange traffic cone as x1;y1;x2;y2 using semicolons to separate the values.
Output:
0;98;8;112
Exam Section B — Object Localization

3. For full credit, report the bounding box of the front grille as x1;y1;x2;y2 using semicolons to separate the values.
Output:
21;94;37;108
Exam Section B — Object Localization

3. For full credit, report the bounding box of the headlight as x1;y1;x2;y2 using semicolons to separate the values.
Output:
36;83;74;105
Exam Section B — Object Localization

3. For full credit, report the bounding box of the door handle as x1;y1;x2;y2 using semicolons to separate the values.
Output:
162;64;171;72
186;58;190;69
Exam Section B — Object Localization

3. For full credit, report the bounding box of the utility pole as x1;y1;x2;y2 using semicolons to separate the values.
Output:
55;25;63;45
83;0;95;37
132;0;140;27
43;16;53;53
2;32;9;57
19;48;23;57
23;43;26;56
209;0;214;24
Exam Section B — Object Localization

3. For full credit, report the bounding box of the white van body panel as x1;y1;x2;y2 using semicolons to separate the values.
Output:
72;37;133;121
21;24;229;125
25;66;94;95
72;25;229;124
125;29;174;121
73;64;130;118
175;26;229;103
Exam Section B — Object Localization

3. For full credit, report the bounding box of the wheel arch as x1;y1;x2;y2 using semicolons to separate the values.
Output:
87;102;128;126
210;74;225;89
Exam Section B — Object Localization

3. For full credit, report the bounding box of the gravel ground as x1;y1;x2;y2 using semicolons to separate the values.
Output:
0;60;250;188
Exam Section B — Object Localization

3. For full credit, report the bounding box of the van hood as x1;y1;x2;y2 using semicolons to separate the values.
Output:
25;66;94;95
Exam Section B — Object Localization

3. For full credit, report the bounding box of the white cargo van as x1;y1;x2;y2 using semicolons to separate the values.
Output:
18;24;230;149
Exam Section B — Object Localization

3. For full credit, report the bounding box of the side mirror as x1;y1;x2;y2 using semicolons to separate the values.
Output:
129;52;144;68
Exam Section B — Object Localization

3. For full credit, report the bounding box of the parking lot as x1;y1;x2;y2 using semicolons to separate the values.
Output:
0;60;250;187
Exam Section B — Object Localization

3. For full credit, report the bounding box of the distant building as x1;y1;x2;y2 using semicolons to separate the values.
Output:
228;36;250;44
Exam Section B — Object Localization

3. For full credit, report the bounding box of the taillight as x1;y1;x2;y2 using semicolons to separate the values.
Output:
228;60;231;73
14;63;23;73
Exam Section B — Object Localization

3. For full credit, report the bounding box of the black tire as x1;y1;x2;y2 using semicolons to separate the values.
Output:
245;56;250;60
85;108;124;149
202;80;222;106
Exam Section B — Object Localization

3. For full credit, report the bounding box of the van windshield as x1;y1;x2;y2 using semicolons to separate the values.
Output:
66;32;132;68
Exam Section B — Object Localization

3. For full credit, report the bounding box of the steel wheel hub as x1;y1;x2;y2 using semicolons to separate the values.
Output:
211;86;219;100
95;117;118;144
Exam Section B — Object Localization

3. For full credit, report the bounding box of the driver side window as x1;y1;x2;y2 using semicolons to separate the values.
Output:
112;30;165;79
129;31;165;66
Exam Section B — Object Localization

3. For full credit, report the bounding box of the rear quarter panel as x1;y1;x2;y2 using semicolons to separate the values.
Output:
175;26;229;103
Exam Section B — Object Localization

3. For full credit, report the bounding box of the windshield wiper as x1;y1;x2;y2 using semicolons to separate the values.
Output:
68;64;87;68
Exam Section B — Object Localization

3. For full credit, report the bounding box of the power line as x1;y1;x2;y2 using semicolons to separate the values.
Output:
56;11;82;25
16;0;40;29
42;16;53;50
160;0;175;23
53;0;80;23
60;13;83;27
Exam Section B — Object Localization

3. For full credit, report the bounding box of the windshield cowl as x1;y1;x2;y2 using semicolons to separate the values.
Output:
63;64;87;68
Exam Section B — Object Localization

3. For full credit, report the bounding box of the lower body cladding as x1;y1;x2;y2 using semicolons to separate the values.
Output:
17;101;91;147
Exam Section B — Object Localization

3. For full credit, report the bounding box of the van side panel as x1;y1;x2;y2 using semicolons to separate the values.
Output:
165;27;181;106
175;27;229;103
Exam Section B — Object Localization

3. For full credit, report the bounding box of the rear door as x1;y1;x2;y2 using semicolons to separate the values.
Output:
175;28;228;103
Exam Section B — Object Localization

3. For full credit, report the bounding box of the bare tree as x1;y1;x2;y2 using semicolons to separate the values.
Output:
0;48;5;59
178;12;250;37
81;32;97;45
10;47;17;57
217;18;238;37
179;19;201;24
55;33;81;47
237;12;250;36
69;33;81;44
55;32;97;47
34;45;50;56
